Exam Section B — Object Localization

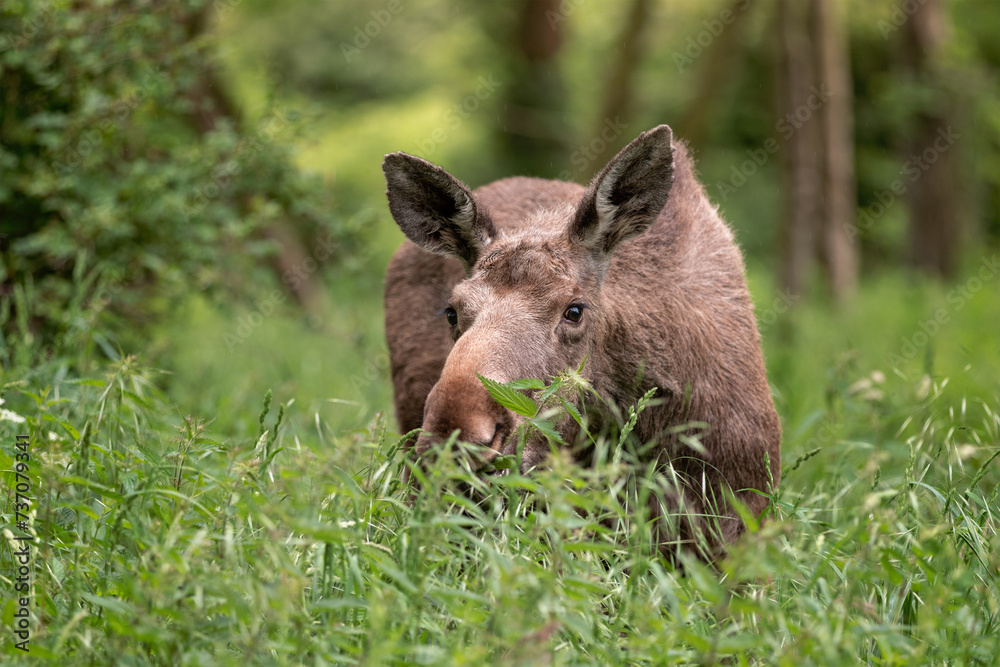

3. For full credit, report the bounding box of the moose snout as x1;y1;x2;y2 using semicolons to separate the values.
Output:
416;374;516;465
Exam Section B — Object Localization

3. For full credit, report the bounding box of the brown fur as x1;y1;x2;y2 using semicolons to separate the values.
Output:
383;126;781;560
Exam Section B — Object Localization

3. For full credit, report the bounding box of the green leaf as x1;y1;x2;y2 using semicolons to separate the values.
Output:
538;380;565;404
41;413;81;440
80;592;135;616
67;379;106;387
481;454;517;472
478;374;537;418
58;476;124;502
528;417;565;445
558;397;584;427
505;378;546;390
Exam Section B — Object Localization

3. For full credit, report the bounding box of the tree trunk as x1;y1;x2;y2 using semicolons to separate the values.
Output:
775;0;858;300
811;0;857;299
775;0;820;298
675;0;754;150
586;0;653;175
900;0;961;279
497;0;570;177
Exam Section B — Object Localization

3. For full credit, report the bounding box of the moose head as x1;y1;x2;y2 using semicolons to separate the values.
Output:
383;126;675;471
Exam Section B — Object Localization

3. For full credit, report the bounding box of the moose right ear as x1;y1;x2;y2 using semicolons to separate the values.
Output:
569;125;675;257
383;152;498;269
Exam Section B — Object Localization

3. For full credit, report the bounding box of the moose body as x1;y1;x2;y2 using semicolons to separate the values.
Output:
383;126;780;558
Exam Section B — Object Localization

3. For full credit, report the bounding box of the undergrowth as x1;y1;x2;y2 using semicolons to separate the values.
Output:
1;349;998;665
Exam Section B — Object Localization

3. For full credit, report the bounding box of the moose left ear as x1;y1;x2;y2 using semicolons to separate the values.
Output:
383;152;498;269
568;125;675;255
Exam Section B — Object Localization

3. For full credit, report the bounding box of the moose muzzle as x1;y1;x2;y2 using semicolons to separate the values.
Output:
415;367;516;467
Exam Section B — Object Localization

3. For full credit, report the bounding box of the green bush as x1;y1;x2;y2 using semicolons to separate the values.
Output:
0;0;359;362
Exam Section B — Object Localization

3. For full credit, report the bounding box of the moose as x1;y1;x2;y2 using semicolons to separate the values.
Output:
382;125;781;559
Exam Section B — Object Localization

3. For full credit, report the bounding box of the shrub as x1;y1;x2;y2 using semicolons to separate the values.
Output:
0;0;360;362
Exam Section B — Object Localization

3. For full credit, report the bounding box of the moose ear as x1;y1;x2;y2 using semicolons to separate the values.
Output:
568;125;675;255
383;152;498;269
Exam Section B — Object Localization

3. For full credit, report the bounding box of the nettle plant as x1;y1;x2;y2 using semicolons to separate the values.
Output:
404;369;749;563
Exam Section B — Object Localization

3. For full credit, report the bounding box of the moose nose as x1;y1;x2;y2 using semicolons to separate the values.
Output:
413;421;507;461
418;374;514;459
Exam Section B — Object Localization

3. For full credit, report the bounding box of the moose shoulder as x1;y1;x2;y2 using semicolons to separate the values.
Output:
383;125;781;560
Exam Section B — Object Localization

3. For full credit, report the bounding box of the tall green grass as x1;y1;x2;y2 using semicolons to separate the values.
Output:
2;272;998;664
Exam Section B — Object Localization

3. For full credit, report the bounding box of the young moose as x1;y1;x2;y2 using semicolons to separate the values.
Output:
383;126;780;559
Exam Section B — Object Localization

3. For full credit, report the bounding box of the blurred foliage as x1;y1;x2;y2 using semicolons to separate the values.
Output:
0;0;361;358
221;0;480;105
850;0;1000;264
215;0;999;264
2;1;997;365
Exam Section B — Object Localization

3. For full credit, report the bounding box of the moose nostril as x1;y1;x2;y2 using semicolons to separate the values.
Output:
490;422;507;449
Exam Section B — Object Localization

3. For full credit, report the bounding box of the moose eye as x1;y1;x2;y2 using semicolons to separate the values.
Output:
563;304;584;323
444;306;458;327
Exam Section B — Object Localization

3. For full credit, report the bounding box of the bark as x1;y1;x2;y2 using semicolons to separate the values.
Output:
587;0;653;174
497;0;570;177
811;0;857;299
182;5;240;134
775;0;821;298
900;0;960;279
675;0;754;150
775;0;858;300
